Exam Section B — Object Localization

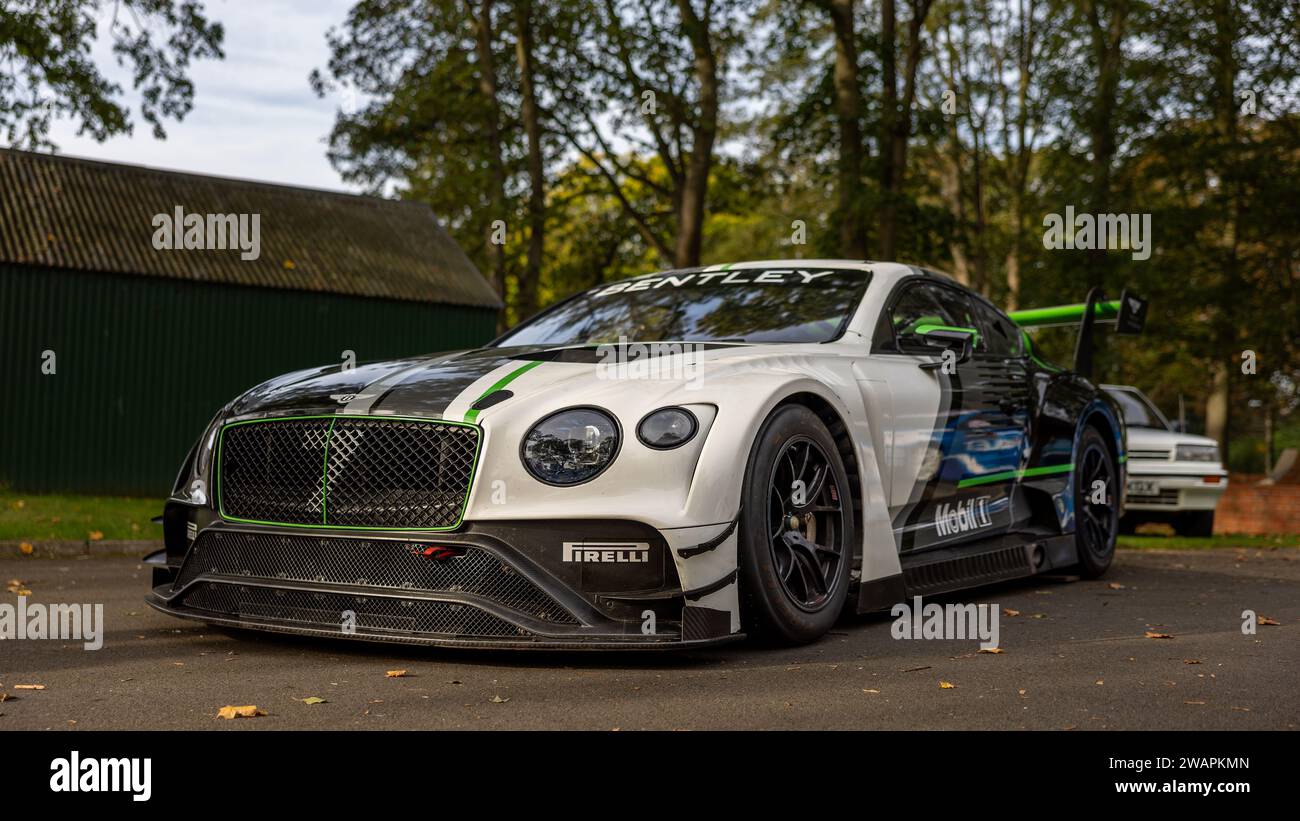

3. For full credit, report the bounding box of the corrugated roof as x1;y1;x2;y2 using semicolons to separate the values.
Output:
0;148;502;309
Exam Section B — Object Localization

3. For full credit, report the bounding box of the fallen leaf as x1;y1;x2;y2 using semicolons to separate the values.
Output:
1003;608;1020;617
299;697;327;705
386;670;408;678
0;693;12;702
19;543;33;555
13;684;45;690
1017;689;1027;696
1095;679;1104;686
489;695;510;703
1184;701;1207;705
216;705;265;719
862;688;880;694
87;531;103;541
939;681;956;689
1031;613;1047;619
978;647;1005;654
1108;582;1126;590
1184;659;1202;665
1259;616;1281;626
1145;631;1174;639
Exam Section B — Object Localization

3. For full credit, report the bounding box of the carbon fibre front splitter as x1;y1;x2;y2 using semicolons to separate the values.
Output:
145;585;744;651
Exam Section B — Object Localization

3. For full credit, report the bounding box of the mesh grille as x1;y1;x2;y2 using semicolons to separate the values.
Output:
218;417;479;529
182;583;525;638
174;530;577;624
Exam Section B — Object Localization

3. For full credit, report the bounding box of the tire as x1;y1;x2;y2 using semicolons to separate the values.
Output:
738;404;855;644
1073;426;1119;578
1177;511;1215;538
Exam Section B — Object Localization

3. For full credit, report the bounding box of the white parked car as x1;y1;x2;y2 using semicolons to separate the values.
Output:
1103;385;1228;536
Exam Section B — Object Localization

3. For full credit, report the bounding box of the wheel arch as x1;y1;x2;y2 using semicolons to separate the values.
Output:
773;391;865;553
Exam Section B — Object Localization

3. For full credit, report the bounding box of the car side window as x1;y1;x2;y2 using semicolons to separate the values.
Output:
972;299;1023;357
883;281;967;353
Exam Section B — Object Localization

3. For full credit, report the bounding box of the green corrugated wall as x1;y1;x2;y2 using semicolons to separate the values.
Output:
0;264;499;496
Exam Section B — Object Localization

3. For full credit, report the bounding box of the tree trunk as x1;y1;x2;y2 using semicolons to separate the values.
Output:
673;0;718;269
878;0;933;260
878;0;898;258
467;0;507;319
1208;0;1241;464
826;0;866;258
514;0;544;320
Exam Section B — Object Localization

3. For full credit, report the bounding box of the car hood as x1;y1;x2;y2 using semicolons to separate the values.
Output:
227;343;758;419
1124;427;1219;450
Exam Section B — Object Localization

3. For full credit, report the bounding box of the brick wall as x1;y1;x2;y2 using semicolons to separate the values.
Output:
1214;475;1300;535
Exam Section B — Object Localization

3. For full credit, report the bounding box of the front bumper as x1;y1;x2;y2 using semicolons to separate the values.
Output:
146;517;742;650
1124;463;1228;512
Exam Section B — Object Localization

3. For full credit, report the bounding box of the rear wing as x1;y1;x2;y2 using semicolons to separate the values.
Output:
1008;288;1148;379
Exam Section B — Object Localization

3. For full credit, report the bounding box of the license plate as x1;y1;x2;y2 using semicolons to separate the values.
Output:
1127;479;1159;496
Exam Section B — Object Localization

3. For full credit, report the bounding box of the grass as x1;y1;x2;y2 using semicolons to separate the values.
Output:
1119;533;1300;550
0;492;163;542
3;489;1298;549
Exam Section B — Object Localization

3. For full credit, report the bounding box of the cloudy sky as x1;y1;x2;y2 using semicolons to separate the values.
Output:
45;0;360;193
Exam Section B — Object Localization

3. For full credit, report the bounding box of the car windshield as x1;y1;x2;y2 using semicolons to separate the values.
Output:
494;267;869;346
1107;388;1169;430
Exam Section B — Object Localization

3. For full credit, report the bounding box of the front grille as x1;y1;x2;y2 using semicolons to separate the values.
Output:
173;530;577;624
218;416;479;529
1129;449;1171;461
182;582;525;639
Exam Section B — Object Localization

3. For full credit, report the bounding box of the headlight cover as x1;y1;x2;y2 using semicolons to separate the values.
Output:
521;407;621;485
1175;444;1220;463
637;407;698;449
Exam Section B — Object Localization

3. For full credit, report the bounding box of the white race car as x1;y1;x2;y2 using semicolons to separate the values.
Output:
147;260;1143;648
1103;384;1228;536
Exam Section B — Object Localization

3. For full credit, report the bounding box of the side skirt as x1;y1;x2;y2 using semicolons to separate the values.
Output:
857;532;1078;610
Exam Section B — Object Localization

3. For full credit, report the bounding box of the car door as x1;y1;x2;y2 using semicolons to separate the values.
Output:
871;279;1022;552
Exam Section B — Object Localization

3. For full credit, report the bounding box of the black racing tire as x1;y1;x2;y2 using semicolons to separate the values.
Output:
1073;426;1119;578
738;404;855;645
1177;511;1215;538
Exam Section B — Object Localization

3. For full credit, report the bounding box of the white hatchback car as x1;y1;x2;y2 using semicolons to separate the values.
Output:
1103;385;1228;536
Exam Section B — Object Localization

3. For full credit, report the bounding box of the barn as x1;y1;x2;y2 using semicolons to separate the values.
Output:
0;148;501;496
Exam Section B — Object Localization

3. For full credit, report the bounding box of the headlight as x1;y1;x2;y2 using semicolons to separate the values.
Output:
637;407;698;449
1175;444;1220;463
521;407;620;485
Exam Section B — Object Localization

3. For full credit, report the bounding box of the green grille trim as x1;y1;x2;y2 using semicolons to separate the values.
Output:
957;463;1074;489
215;413;482;532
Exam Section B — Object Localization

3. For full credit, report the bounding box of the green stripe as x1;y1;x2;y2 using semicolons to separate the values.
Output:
463;360;543;423
321;416;337;524
957;463;1074;489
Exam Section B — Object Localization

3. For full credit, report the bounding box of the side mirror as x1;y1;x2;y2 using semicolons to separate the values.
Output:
916;325;976;370
1170;420;1186;433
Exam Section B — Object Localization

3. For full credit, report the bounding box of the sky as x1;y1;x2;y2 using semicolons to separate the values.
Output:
44;0;361;193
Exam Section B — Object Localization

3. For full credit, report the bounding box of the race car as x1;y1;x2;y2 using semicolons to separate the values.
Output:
145;260;1145;648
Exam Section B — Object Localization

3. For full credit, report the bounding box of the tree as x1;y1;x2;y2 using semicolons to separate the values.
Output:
553;0;742;269
877;0;935;259
0;0;224;148
810;0;867;258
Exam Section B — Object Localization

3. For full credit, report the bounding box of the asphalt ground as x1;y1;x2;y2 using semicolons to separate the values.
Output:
1;548;1296;730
